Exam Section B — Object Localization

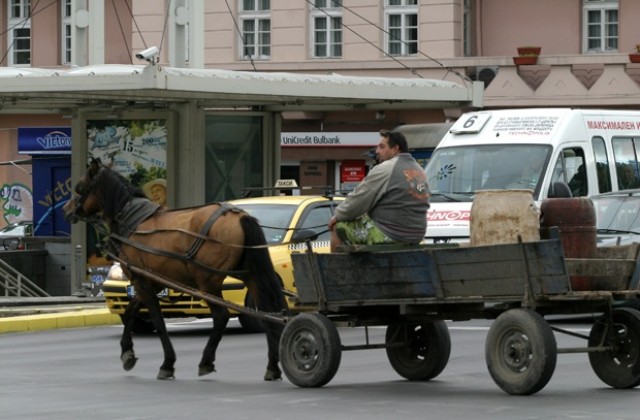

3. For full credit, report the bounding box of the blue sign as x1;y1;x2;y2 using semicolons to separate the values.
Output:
18;127;72;155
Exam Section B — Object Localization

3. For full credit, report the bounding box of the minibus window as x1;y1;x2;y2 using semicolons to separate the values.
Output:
549;147;587;197
592;137;612;193
612;137;640;190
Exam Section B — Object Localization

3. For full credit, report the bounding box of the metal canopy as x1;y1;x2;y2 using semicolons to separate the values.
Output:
0;65;483;113
393;122;454;149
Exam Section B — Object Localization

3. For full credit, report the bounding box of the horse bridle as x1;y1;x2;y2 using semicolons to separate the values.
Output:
69;168;103;223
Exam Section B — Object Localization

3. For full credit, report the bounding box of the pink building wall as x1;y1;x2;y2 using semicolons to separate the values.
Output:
478;0;581;56
619;1;640;54
31;1;59;67
2;0;132;67
104;0;134;64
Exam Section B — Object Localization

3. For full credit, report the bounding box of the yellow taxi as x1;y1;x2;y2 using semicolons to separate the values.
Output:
102;193;344;332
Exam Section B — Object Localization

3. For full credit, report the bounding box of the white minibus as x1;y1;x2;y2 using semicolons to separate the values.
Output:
424;108;640;242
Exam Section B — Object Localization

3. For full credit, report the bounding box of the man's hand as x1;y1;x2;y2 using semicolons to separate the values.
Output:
328;216;337;231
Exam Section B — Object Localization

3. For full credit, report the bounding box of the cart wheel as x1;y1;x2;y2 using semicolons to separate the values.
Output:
588;307;640;389
485;308;557;395
385;321;451;381
279;313;341;388
238;293;266;334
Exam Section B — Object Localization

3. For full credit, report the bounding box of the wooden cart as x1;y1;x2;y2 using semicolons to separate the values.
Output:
280;238;640;395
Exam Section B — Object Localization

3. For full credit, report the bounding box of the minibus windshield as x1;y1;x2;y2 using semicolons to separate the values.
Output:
425;144;552;201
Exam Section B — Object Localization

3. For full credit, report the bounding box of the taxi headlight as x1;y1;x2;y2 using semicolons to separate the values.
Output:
107;263;127;281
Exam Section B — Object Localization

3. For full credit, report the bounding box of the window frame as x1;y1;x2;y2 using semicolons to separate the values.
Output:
239;0;271;61
582;0;619;54
592;136;613;193
384;0;418;57
61;0;72;65
310;1;343;59
7;0;32;66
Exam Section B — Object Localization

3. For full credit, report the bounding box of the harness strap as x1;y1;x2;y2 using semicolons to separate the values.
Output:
108;232;249;277
184;202;240;260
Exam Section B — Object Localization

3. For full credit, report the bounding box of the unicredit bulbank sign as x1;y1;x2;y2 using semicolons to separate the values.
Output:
281;132;377;147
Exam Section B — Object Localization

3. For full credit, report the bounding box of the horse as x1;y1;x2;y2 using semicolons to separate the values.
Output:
62;160;288;381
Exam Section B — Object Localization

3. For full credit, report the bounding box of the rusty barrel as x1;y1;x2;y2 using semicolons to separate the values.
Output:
539;197;597;291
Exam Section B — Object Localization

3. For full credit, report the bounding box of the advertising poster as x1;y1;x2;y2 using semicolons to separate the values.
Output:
85;119;167;282
87;119;167;204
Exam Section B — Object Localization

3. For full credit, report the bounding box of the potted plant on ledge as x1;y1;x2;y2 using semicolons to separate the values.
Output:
514;46;541;65
630;44;640;63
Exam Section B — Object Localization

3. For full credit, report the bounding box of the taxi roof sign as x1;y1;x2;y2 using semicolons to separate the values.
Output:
274;179;298;188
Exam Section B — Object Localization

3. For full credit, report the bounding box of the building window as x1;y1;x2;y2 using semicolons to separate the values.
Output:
62;0;72;64
7;0;31;66
311;1;342;58
239;0;270;60
384;0;418;56
583;0;618;53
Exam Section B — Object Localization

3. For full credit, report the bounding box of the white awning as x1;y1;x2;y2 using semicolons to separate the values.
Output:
0;64;483;113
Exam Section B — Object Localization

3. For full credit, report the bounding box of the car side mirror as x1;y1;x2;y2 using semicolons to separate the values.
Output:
3;237;21;250
548;182;572;198
291;229;319;243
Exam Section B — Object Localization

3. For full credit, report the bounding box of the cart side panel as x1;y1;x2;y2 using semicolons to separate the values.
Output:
292;250;438;304
431;240;570;298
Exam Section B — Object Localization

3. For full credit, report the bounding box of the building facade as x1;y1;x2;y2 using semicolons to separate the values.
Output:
1;0;640;204
127;0;640;187
1;0;639;294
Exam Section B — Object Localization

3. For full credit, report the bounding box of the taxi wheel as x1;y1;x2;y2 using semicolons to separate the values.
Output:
120;314;156;334
238;293;266;333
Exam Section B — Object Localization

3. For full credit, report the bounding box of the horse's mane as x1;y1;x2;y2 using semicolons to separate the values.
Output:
93;166;147;219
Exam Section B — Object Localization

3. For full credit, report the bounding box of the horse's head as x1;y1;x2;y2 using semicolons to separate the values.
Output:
63;159;104;223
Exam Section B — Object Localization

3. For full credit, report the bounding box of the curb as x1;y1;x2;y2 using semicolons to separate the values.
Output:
0;309;121;334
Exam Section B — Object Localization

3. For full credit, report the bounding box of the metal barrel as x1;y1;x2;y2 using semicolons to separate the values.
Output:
539;197;597;291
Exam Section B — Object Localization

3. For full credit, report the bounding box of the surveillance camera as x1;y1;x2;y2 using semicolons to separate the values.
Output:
135;46;159;63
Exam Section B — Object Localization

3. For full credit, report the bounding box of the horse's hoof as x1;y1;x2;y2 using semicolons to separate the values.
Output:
198;363;216;376
157;368;175;380
264;368;282;381
121;350;138;371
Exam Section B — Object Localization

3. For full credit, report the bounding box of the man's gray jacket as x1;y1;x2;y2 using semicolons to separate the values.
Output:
334;153;429;243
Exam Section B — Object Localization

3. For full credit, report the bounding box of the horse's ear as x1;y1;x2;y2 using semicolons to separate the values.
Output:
89;158;101;170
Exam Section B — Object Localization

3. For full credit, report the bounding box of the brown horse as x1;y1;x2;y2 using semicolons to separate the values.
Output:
63;160;287;380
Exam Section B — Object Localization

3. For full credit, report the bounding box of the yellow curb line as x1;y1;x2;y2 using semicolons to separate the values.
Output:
0;309;121;334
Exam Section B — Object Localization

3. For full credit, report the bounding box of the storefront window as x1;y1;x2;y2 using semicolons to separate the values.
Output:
205;114;264;201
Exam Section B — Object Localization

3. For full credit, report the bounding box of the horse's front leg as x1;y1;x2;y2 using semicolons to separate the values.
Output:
198;303;230;376
143;293;177;380
120;297;141;371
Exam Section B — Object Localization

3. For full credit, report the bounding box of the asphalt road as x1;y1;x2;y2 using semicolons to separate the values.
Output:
1;317;639;420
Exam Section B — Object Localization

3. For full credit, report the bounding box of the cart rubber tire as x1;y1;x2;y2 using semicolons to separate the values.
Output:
279;313;341;388
238;293;266;334
588;307;640;389
385;321;451;381
485;308;557;395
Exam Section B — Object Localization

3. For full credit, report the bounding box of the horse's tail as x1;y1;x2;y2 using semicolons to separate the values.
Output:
239;214;288;314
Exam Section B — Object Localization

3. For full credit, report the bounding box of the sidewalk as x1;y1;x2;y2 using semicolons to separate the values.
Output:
0;296;121;334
